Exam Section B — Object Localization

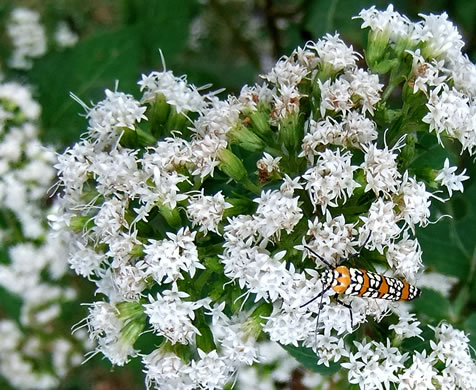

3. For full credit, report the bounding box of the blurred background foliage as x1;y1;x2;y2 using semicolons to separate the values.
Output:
0;0;475;389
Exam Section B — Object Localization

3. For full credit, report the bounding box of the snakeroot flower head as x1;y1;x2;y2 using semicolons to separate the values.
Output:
144;284;205;345
311;33;361;73
83;89;147;147
186;190;232;234
139;69;208;113
7;7;47;69
435;158;469;196
54;6;476;390
361;142;401;196
356;5;413;44
303;148;360;213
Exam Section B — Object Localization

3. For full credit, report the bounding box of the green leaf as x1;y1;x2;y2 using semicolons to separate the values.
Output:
29;26;142;146
417;179;476;281
412;288;450;321
280;343;340;375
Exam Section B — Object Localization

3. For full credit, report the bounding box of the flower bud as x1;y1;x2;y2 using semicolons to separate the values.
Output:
158;204;182;229
249;110;273;139
69;216;91;232
148;93;170;137
228;123;265;152
217;149;248;183
279;113;303;153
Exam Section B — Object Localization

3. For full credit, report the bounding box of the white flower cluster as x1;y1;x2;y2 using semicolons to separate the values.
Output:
6;7;78;70
236;341;327;389
54;5;476;390
7;8;47;69
0;80;88;389
343;322;476;390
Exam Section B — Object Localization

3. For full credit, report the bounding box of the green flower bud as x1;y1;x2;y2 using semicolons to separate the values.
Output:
246;302;272;337
249;110;273;139
69;215;92;232
120;126;156;148
149;93;170;138
279;112;303;154
117;301;145;321
166;109;188;133
158;204;182;229
366;29;391;70
119;315;146;349
228;123;265;152
217;149;248;183
129;244;144;258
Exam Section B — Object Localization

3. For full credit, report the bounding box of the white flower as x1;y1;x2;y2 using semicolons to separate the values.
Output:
312;332;348;367
220;322;259;365
7;8;47;69
219;242;291;303
319;77;353;116
142;349;192;390
418;272;458;297
389;307;423;340
301;113;377;158
423;85;474;153
263;309;314;346
263;57;309;87
303;148;360;213
257;152;281;174
85;89;147;146
86;301;135;366
342;111;378;147
271;84;302;120
189;349;231;390
194;97;241;140
311;33;361;72
357;5;413;40
139;227;204;284
407;50;447;94
253;189;303;239
68;240;105;278
417;12;464;61
300;212;357;265
359;199;402;254
398;350;438;390
344;339;407;390
93;197;129;243
143;285;204;345
386;233;423;282
429;322;476;388
361;143;401;196
435;158;469;196
238;83;274;110
447;53;476;97
343;68;383;115
110;264;147;301
398;173;432;229
139;70;207;113
186;190;232;235
54;21;78;48
0;82;41;120
0;320;22;352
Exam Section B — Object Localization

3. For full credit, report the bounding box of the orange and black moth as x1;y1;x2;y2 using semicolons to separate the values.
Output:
320;266;421;301
301;245;421;326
